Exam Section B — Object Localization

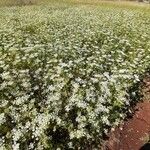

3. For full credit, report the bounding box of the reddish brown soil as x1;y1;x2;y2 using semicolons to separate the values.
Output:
102;76;150;150
103;101;150;150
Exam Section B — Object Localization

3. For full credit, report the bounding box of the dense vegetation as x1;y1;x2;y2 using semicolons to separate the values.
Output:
0;1;150;149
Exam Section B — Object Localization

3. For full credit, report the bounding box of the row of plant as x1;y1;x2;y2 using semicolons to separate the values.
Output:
0;3;150;149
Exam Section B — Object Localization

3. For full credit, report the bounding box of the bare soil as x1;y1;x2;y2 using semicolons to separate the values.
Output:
102;76;150;150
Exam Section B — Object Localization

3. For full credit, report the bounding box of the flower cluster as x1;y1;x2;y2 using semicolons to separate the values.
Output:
0;3;150;149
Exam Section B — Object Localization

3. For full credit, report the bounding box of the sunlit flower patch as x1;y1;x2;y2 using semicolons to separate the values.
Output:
0;3;150;149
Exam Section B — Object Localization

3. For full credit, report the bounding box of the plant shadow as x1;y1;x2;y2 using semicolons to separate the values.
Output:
140;143;150;150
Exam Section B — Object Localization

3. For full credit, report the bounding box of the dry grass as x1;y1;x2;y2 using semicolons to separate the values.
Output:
0;0;149;8
0;0;37;7
66;0;150;10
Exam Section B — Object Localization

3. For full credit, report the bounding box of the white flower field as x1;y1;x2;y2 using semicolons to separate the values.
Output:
0;0;150;149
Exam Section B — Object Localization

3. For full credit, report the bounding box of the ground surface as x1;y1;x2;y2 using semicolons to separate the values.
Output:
103;101;150;150
103;78;150;150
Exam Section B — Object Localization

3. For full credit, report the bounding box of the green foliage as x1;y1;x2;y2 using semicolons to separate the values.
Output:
0;2;150;149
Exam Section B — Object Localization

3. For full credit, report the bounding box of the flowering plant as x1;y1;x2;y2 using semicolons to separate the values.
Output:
0;3;150;149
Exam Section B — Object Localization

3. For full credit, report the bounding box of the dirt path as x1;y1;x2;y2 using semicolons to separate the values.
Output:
103;77;150;150
103;101;150;150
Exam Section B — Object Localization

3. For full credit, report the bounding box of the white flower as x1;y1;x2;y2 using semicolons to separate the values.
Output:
12;143;20;150
0;113;5;125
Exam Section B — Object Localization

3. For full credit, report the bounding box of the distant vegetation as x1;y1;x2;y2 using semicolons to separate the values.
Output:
0;0;37;6
0;0;150;7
